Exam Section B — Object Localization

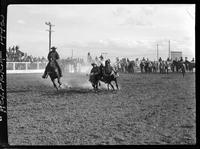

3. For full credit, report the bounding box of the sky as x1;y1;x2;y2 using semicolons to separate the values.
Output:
7;4;195;61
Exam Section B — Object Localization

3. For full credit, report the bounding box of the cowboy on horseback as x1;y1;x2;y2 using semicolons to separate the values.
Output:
103;59;113;76
103;59;119;80
89;63;100;82
102;59;119;90
42;46;62;78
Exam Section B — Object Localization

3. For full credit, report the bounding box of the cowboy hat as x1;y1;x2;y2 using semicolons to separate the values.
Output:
99;55;103;59
51;46;57;50
105;59;110;63
91;63;97;66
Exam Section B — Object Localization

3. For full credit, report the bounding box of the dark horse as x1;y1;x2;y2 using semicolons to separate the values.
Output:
188;62;195;72
46;60;62;90
184;61;195;72
140;61;145;73
172;60;186;77
127;60;135;73
90;65;119;91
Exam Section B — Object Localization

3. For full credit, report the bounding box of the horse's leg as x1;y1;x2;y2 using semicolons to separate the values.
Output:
92;83;96;91
94;83;97;91
57;77;62;87
114;79;119;90
92;84;95;89
182;68;185;77
96;82;99;91
99;81;101;86
94;80;99;92
110;83;115;91
107;83;110;90
51;78;58;91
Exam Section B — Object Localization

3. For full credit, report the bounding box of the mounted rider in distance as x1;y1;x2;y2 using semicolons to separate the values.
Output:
42;46;62;79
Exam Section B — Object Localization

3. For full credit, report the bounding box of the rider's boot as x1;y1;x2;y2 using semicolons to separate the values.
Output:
42;74;46;79
42;71;47;79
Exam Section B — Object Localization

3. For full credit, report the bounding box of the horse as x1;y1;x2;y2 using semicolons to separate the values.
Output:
159;61;164;74
162;61;170;74
99;64;119;90
172;60;181;72
46;60;62;90
89;70;100;92
120;60;127;73
127;60;135;73
152;61;158;73
171;60;186;77
140;61;145;73
184;61;195;72
148;62;153;73
188;62;195;72
144;61;150;73
89;75;99;91
170;61;175;72
89;65;119;91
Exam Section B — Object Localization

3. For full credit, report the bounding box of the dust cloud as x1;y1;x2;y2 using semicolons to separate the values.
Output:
59;65;109;90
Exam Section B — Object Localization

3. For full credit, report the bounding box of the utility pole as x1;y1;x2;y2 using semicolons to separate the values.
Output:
71;49;73;59
45;22;55;52
169;40;170;59
157;44;159;61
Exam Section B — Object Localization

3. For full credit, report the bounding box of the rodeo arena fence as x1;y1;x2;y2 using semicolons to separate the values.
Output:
6;60;195;74
6;61;90;74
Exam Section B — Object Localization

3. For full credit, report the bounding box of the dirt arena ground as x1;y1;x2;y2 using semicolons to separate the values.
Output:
7;72;196;145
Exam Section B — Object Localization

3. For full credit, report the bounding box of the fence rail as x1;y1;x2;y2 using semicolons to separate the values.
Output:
7;62;48;70
6;62;89;74
6;62;48;74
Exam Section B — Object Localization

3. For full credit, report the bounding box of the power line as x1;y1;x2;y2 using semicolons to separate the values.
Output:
186;8;194;20
169;40;170;59
157;44;159;61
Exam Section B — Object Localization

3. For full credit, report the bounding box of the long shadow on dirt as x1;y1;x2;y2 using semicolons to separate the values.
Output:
7;89;32;93
41;87;118;97
41;88;92;96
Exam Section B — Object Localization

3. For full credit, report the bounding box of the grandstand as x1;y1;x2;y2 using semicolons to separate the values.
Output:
6;46;89;74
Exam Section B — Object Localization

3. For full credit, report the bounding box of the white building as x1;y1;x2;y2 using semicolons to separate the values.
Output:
171;51;182;61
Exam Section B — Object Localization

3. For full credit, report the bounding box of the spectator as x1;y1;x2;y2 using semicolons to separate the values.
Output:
191;58;195;62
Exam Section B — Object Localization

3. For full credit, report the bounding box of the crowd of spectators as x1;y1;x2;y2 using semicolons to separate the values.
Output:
6;46;85;66
6;46;47;62
7;46;194;69
63;57;85;65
